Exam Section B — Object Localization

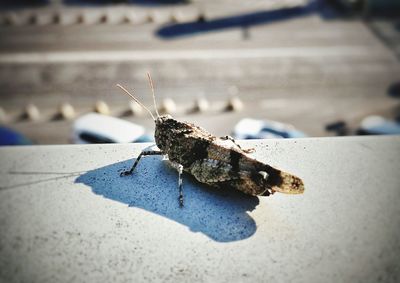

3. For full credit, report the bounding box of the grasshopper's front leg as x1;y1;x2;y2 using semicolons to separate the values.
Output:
120;150;163;177
169;162;184;208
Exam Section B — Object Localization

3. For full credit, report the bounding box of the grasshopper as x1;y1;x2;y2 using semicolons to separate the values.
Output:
117;73;304;207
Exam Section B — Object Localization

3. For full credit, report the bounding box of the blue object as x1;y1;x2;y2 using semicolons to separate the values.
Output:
0;127;33;146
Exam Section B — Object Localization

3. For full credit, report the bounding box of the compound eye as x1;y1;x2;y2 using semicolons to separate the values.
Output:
258;171;269;180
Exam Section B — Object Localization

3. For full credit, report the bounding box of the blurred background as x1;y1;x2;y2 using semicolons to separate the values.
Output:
0;0;399;145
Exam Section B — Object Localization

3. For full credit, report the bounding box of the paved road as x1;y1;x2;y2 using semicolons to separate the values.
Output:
0;1;399;143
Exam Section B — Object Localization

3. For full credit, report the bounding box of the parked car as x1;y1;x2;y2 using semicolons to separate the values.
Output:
232;118;307;140
357;115;400;135
72;113;154;144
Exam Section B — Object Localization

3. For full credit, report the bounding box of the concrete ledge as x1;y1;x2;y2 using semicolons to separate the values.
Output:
0;136;399;282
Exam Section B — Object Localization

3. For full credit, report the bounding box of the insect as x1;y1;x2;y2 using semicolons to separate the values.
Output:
117;73;305;207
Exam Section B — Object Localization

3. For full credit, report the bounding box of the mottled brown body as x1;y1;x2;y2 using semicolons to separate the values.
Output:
155;115;305;196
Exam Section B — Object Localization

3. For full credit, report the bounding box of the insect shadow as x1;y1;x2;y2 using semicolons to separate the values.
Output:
75;157;259;242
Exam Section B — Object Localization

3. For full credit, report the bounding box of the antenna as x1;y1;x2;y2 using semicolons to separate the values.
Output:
116;84;156;121
146;72;160;118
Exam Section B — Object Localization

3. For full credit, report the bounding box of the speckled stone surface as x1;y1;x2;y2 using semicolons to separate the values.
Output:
0;137;399;283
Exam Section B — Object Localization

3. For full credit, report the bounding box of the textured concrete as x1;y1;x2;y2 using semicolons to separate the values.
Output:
0;137;399;282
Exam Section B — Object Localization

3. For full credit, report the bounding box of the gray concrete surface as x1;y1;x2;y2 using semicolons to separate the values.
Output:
0;136;399;282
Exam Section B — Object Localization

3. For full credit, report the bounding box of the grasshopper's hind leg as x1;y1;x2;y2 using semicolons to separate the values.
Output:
169;162;184;207
120;150;163;177
220;135;255;153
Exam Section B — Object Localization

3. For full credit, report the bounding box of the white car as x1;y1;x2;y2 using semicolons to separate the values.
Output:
72;113;153;144
232;118;307;139
358;115;400;135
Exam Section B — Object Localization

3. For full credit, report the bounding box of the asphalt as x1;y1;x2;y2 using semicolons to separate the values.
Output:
0;1;399;144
